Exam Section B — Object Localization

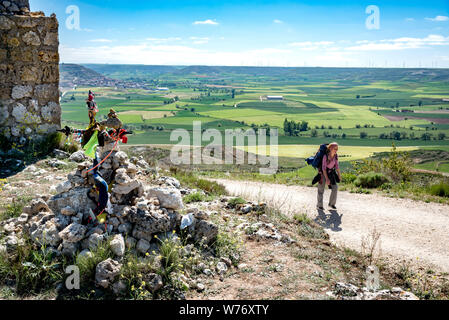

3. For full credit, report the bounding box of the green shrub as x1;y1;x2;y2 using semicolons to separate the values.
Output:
26;132;63;159
0;134;12;152
174;171;227;196
293;213;312;225
0;196;32;221
380;182;393;190
342;173;357;184
213;229;242;265
0;132;79;167
354;172;390;189
298;223;328;240
120;254;153;300
353;144;412;183
75;239;113;287
227;197;246;208
429;183;449;198
183;192;205;204
294;213;328;240
0;241;64;296
350;187;372;194
157;235;182;282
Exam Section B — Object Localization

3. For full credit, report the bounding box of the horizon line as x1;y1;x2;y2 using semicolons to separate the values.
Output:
60;62;449;70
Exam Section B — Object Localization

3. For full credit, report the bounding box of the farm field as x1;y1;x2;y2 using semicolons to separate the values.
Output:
60;66;449;163
238;145;419;162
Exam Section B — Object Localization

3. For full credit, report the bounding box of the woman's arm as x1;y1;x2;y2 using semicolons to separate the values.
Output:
336;156;341;179
322;155;331;185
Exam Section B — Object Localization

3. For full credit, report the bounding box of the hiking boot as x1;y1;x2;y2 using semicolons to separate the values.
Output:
316;205;324;210
329;204;337;210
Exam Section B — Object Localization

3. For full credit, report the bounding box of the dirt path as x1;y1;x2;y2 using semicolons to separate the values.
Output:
412;168;449;177
212;179;449;273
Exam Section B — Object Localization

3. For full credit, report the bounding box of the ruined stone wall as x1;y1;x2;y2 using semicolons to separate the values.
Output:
0;1;30;15
0;5;61;145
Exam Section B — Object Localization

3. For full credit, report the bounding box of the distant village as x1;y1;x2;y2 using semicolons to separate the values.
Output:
59;63;170;92
59;76;168;92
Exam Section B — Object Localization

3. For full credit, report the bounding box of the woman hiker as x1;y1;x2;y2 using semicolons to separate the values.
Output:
317;142;341;210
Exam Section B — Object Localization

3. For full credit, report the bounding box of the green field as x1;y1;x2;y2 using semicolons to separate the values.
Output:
239;145;419;162
61;66;449;162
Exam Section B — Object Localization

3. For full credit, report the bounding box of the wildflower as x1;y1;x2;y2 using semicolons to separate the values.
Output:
131;285;135;291
145;252;149;256
141;281;146;286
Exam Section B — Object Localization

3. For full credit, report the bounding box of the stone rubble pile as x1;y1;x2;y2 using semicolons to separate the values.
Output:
0;146;219;291
237;221;295;244
225;197;267;215
328;282;419;300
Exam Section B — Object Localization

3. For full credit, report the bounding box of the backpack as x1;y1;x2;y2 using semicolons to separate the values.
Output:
306;143;329;170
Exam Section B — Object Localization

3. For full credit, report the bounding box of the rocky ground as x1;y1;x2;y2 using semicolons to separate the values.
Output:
0;145;446;300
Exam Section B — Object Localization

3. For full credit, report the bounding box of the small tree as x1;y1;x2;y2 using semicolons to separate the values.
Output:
421;133;432;141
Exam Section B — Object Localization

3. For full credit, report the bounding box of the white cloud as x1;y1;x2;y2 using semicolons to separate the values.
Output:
193;19;219;25
288;41;335;51
248;48;291;54
88;39;114;43
289;41;334;47
61;43;298;66
313;51;354;64
347;35;449;51
60;33;449;67
273;19;283;24
426;15;449;22
146;37;182;43
405;18;415;22
190;37;210;44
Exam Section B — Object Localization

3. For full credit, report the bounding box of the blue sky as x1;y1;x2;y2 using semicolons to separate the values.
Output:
31;0;449;67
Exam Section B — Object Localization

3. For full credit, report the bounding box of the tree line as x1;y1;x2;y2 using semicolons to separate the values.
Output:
283;119;309;136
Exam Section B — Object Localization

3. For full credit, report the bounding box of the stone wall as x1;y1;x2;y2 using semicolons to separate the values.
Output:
0;8;60;145
0;1;30;15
